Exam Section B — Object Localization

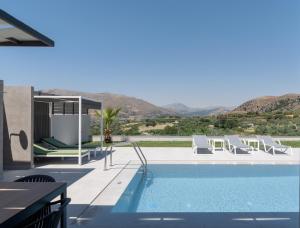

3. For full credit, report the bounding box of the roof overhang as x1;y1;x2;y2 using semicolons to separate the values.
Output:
0;9;54;47
34;95;102;110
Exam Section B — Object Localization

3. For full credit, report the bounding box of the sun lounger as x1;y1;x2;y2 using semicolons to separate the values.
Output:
34;144;90;161
225;135;254;155
41;137;101;157
257;135;293;155
192;135;214;154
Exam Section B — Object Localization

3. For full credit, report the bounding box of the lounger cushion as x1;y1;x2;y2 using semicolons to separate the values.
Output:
41;138;72;148
193;135;212;149
34;144;89;156
225;135;251;149
257;136;288;148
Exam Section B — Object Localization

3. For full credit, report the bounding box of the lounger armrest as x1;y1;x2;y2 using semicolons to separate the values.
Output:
192;139;196;147
225;139;230;148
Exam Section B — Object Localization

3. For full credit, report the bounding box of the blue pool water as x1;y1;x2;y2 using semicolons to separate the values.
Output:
113;164;299;213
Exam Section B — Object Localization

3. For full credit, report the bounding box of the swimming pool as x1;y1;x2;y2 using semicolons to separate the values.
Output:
113;164;299;213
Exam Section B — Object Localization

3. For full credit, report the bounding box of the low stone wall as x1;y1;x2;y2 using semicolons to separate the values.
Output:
92;135;300;142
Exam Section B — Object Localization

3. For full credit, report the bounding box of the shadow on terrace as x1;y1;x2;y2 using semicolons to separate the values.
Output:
68;205;299;228
2;167;94;187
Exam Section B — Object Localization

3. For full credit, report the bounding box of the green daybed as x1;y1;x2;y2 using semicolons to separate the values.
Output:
41;137;74;149
34;144;90;161
41;137;101;157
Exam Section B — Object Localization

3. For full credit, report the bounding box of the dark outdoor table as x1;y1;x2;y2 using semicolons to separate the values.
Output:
0;182;67;228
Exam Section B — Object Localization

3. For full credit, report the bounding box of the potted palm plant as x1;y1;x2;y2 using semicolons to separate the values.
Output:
101;107;121;143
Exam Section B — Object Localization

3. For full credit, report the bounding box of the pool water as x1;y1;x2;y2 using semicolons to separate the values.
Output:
113;164;299;213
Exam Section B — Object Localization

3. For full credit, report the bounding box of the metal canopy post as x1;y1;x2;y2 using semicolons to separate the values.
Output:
101;106;104;150
78;96;82;165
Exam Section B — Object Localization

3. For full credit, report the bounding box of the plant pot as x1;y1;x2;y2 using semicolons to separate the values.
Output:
104;129;112;143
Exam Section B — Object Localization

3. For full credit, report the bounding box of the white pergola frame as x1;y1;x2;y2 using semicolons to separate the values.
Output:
34;95;103;165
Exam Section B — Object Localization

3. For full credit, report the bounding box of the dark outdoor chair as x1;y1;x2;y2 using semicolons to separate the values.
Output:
14;174;56;183
22;198;71;228
14;174;66;228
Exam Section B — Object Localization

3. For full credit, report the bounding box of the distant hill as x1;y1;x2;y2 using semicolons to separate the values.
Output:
40;89;174;119
163;103;196;115
233;93;300;113
163;103;234;116
40;89;300;118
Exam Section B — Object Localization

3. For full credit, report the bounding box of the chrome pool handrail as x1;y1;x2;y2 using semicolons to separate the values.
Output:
103;140;147;172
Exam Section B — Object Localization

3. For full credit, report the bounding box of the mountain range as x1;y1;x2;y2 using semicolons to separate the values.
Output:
163;103;233;116
41;89;173;118
233;93;300;113
40;89;300;118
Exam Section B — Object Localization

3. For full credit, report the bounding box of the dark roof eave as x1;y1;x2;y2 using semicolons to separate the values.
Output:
34;96;102;110
0;9;54;47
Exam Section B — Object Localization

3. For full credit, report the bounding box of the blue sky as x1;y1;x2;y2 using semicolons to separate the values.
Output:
0;0;299;107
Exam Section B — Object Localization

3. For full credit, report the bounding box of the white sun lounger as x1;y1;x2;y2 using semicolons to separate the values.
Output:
225;135;254;155
192;135;214;154
257;135;293;155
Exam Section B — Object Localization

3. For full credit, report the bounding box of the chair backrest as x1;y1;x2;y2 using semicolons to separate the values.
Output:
42;137;70;148
15;175;56;183
23;210;60;228
23;198;70;228
193;135;209;147
225;135;245;147
257;135;275;144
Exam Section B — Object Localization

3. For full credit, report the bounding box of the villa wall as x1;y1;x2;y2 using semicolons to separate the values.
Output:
3;86;34;170
34;101;50;142
50;114;90;145
0;81;3;176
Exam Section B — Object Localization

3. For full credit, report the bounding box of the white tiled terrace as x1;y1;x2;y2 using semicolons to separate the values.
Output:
2;147;300;228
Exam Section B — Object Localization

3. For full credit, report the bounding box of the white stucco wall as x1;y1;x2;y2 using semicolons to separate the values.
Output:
50;114;90;145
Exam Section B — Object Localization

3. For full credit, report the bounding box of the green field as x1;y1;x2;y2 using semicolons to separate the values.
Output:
83;140;300;148
281;141;300;148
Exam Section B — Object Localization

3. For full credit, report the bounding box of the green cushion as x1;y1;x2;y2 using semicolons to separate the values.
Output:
41;138;73;149
34;144;89;156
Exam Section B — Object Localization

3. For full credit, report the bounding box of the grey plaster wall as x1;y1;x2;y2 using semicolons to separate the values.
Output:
3;86;33;170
